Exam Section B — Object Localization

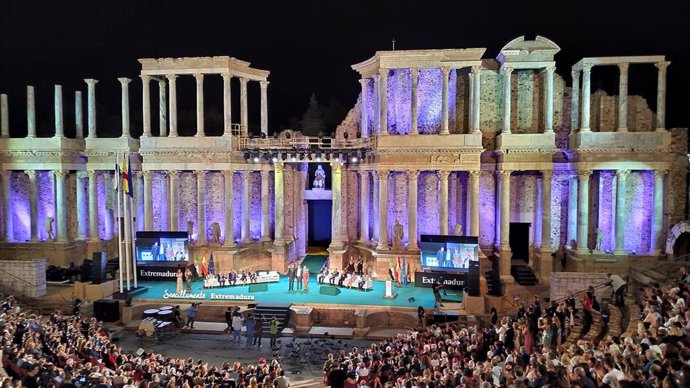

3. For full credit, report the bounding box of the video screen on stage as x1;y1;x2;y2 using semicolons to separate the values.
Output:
419;235;479;272
135;231;189;265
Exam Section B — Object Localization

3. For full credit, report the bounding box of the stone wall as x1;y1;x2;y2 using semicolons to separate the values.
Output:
549;272;610;304
0;259;46;298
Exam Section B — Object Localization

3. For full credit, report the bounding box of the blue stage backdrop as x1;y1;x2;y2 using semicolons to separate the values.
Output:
308;200;332;246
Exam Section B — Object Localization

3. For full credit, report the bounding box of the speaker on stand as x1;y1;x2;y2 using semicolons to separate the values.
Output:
92;252;107;285
467;262;480;296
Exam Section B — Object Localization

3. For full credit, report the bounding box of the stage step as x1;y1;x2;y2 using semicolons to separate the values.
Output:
484;270;503;296
511;265;537;286
253;302;292;335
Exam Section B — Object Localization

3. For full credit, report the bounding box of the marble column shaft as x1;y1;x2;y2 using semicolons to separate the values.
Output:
373;74;380;134
439;170;450;234
571;71;580;131
408;170;419;249
379;69;388;135
331;163;344;248
143;171;153;231
359;78;369;137
196;171;206;244
651;170;665;253
88;170;98;241
541;171;553;250
2;171;13;241
240;78;249;137
441;67;451;135
544;66;555;133
372;172;379;241
75;91;83;139
469;72;475;134
471;65;482;133
614;170;629;254
1;94;8;138
85;79;98;138
261;170;270;241
241;171;251;242
617;63;629;132
499;171;511;247
169;171;179;231
469;170;480;236
158;78;167;137
27;86;36;137
567;175;578;244
223;170;235;246
376;170;388;250
576;170;591;252
166;75;178;137
410;68;420;135
222;73;232;136
656;61;670;131
502;68;513;134
141;75;151;137
54;85;64;137
274;164;284;244
359;170;369;243
54;170;67;241
75;172;86;240
580;65;592;132
260;80;268;136
25;170;38;241
118;78;131;138
194;74;205;137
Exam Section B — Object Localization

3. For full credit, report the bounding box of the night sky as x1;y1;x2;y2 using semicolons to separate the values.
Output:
0;0;688;138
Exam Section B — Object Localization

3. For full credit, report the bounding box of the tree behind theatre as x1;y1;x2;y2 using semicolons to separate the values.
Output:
300;93;325;136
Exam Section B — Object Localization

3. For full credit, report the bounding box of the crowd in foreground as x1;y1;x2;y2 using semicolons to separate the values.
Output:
1;266;689;387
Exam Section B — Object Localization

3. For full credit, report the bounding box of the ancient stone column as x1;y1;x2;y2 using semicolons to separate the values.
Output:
54;170;67;241
27;86;36;138
376;170;389;250
141;75;151;137
541;171;553;251
142;171;153;231
26;170;38;241
166;74;178;137
169;171;179;231
441;67;451;135
274;163;284;245
331;163;344;249
54;85;64;137
502;67;513;134
135;172;144;232
469;170;480;237
439;170;450;234
655;61;670;131
468;71;475;134
614;169;629;255
158;78;167;137
75;91;83;139
222;73;232;136
118;78;131;138
260;80;269;137
222;170;235;247
571;71;580;131
193;73;205;137
1;171;13;241
373;74;380;134
567;175;578;245
498;170;511;280
1;94;8;138
544;66;555;133
471;65;482;134
196;171;206;245
240;78;249;137
580;64;592;132
576;170;591;253
371;171;379;242
359;78;369;137
241;171;251;243
359;170;370;243
75;171;86;240
410;68;419;135
651;170;666;254
617;63;629;132
261;169;270;241
88;170;98;242
84;79;98;138
408;170;419;250
379;68;388;135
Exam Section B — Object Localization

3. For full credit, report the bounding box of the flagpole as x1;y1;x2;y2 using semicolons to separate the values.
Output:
129;161;138;288
116;151;124;294
123;157;132;291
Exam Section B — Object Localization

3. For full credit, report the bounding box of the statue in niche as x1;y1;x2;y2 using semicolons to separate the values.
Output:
392;220;404;248
313;165;326;189
45;217;55;240
187;220;194;242
595;227;603;252
209;222;221;245
453;224;463;236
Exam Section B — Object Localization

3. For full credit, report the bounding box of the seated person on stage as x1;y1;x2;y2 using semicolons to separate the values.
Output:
329;270;339;285
219;274;226;287
346;274;355;289
338;272;347;287
240;271;248;285
358;274;368;291
249;271;257;283
228;270;237;286
318;269;329;284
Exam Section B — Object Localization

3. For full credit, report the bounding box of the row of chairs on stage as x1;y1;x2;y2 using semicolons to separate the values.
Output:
317;272;373;290
203;271;280;288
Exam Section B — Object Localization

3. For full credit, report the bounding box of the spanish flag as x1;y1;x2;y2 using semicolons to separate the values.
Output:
122;153;133;198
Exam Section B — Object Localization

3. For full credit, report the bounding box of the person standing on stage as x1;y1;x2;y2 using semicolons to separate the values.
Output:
231;310;243;344
296;264;303;290
303;265;310;292
436;246;445;267
253;314;264;349
356;257;364;275
432;280;444;308
244;314;256;349
269;316;279;348
185;302;200;329
288;265;295;291
224;307;233;337
176;269;183;294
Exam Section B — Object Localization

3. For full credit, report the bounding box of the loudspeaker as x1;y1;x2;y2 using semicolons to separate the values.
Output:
319;285;341;296
93;299;119;322
408;297;416;303
248;283;268;293
92;252;107;284
466;262;480;296
81;259;92;282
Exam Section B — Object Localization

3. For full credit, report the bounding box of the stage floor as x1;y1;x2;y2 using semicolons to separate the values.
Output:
132;276;461;308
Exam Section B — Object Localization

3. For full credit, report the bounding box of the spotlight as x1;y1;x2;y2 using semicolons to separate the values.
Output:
253;155;260;163
272;156;278;163
291;155;297;162
315;152;322;162
351;156;358;163
334;156;340;162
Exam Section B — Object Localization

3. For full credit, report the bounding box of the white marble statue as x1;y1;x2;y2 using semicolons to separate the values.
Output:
313;165;326;189
392;220;404;248
453;223;463;236
209;222;221;245
595;227;603;252
45;217;55;240
187;220;194;240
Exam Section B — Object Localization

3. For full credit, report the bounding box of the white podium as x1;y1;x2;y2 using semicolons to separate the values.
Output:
383;280;398;299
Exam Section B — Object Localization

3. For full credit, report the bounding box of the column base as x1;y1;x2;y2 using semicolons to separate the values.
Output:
656;127;666;132
612;249;628;256
261;236;271;242
440;130;450;135
407;244;418;251
617;128;628;132
579;127;591;132
651;249;663;256
376;244;389;251
502;129;512;135
273;239;285;247
575;246;591;255
472;129;481;135
358;238;370;245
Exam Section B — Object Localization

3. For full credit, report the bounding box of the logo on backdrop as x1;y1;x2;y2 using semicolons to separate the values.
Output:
414;272;467;290
162;289;255;301
138;266;184;280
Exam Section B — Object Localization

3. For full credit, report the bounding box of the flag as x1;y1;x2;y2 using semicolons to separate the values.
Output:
107;154;120;210
122;153;133;198
113;154;120;192
401;258;408;286
208;254;215;275
200;255;208;276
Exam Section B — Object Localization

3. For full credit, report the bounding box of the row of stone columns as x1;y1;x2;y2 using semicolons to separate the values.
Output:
141;73;268;138
357;169;481;250
501;65;555;134
359;65;483;137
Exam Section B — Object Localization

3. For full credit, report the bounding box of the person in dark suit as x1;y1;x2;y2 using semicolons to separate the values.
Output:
436;246;446;267
288;265;295;291
150;241;160;261
329;270;339;285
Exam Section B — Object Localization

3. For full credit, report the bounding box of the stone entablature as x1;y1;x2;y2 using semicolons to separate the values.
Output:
139;56;269;80
351;49;486;78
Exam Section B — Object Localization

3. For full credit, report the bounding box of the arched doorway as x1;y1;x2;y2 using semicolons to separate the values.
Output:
674;232;690;259
666;221;690;259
